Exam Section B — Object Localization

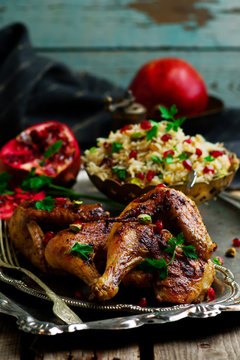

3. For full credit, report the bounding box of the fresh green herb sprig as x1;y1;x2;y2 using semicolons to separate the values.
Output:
64;243;93;260
159;105;186;132
39;140;63;166
20;168;122;208
138;233;197;280
177;152;189;161
146;120;159;141
35;196;55;211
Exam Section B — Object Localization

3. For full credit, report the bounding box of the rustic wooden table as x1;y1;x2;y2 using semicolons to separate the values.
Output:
1;1;240;359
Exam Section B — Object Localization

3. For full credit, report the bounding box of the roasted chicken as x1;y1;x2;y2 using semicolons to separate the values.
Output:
92;187;215;302
7;186;216;304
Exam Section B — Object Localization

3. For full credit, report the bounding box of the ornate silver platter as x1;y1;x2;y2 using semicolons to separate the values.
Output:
0;265;240;335
0;171;240;334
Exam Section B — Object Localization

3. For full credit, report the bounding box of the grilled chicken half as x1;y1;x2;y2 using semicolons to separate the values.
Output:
92;186;216;303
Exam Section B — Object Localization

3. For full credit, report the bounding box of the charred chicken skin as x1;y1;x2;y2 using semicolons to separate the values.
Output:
7;187;216;304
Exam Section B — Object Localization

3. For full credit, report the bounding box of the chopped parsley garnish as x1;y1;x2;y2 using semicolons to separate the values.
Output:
146;123;159;141
65;243;93;260
138;233;197;280
113;167;127;181
39;140;63;166
112;142;123;153
177;152;189;161
151;154;174;165
159;105;186;132
35;196;55;211
165;154;174;164
204;155;215;162
151;155;163;164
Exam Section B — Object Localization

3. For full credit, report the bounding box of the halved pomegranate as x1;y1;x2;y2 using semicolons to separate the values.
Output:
0;121;81;186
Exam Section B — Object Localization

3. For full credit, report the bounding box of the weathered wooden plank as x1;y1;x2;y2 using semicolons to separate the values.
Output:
95;345;140;360
0;0;240;48
35;351;94;360
39;49;240;108
34;344;140;360
0;314;21;360
153;329;240;360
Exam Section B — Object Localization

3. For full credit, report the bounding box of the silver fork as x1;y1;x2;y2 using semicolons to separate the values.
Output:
0;220;82;325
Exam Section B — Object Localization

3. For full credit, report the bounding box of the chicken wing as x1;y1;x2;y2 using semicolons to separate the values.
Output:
117;186;215;260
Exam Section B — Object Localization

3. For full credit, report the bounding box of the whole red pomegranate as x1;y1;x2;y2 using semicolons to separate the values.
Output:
129;58;208;117
0;121;81;186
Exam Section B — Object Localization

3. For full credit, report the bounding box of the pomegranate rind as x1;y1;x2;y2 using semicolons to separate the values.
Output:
129;58;208;117
0;121;81;186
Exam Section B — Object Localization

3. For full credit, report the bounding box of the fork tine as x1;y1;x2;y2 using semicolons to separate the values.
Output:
3;221;19;267
0;220;8;263
3;222;15;267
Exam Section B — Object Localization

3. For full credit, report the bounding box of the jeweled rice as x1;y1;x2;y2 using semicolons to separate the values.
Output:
83;120;233;187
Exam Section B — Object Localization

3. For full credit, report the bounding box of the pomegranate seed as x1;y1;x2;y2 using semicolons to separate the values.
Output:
210;150;224;158
73;220;84;225
184;138;192;144
156;184;167;188
55;197;67;205
75;291;83;299
14;188;23;194
129;150;138;160
183;159;192;170
163;150;174;158
136;172;145;180
103;142;112;152
203;166;215;174
32;191;46;201
120;125;131;133
195;148;202;157
233;238;240;247
140;120;152;130
43;231;55;245
161;134;172;142
155;220;163;231
208;287;215;301
146;170;155;181
229;157;232;163
137;297;147;307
